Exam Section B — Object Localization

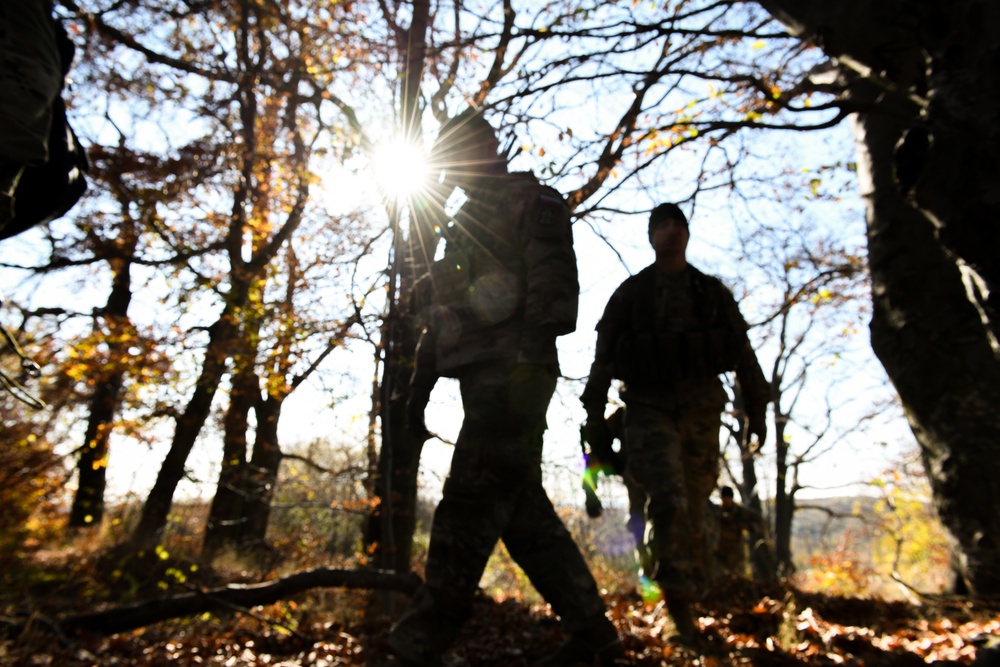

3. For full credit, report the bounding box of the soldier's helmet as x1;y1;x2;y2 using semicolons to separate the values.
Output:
431;107;502;183
434;107;496;152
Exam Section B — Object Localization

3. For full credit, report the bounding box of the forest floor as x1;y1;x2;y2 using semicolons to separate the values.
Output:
2;547;998;667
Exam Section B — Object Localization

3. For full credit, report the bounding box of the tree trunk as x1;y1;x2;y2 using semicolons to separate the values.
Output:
365;0;434;574
240;394;284;552
738;450;775;581
69;375;121;527
130;313;237;550
772;411;795;577
69;250;134;528
202;347;256;559
731;381;777;580
760;0;1000;597
365;222;428;573
852;85;1000;596
367;391;426;573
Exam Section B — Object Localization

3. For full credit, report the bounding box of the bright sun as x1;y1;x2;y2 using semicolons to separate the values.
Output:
371;138;430;201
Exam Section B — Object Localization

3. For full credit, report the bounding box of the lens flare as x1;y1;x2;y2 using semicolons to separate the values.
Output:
371;138;429;201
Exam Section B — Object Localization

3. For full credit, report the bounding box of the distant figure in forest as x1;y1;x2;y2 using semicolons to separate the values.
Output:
581;203;771;644
378;108;625;667
715;485;765;579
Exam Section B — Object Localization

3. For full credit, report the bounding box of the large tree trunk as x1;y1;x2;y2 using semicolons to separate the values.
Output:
759;0;1000;597
852;92;1000;595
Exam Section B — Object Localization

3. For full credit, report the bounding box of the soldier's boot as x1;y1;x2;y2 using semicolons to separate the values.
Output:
664;595;697;648
375;589;462;667
532;614;629;667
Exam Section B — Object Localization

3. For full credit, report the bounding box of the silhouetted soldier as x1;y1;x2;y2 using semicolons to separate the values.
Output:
380;108;624;667
581;203;770;645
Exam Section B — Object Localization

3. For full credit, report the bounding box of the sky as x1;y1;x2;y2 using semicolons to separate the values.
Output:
0;0;920;518
0;121;916;518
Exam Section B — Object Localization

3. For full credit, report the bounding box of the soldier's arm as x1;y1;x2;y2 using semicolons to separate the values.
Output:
580;287;629;415
718;285;772;440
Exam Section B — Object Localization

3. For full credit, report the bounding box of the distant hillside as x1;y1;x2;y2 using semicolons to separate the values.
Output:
792;496;881;557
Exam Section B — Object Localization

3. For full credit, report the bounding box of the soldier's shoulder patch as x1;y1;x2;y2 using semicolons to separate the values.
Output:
530;190;569;229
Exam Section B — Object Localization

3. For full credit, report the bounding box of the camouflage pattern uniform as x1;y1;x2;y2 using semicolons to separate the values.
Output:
388;172;616;665
581;264;770;599
716;500;763;577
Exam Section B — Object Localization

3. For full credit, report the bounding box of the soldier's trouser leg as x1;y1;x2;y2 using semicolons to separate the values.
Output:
676;395;724;584
625;484;653;579
623;406;692;595
502;479;609;633
387;362;562;663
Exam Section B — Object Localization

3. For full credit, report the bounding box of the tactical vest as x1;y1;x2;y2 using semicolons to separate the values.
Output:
613;266;743;388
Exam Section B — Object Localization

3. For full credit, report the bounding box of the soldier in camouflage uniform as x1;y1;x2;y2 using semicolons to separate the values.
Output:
581;203;770;644
0;0;62;229
715;486;765;578
381;108;624;667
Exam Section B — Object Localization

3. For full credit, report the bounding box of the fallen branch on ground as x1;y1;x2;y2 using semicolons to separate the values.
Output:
1;567;421;638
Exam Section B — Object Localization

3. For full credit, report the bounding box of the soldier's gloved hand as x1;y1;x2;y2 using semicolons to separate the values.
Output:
581;463;604;518
584;483;603;519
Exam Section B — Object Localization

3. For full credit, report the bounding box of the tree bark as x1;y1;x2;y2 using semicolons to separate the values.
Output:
131;312;239;550
731;382;777;580
759;0;1000;597
772;409;795;577
365;0;434;574
202;288;273;559
70;374;121;527
202;344;256;559
852;90;1000;596
69;236;135;528
240;394;284;551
